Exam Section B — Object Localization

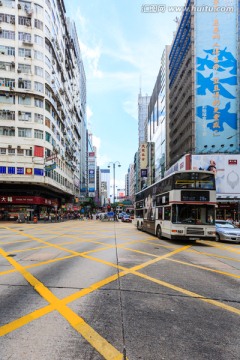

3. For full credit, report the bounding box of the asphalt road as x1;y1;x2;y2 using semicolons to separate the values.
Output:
0;220;239;360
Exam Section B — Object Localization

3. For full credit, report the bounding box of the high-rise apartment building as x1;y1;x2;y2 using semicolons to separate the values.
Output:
148;45;170;183
0;0;86;220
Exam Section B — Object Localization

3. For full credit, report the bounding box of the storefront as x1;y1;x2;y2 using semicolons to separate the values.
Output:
0;196;59;221
216;199;240;222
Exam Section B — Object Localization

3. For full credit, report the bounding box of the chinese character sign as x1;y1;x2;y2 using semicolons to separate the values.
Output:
140;143;148;169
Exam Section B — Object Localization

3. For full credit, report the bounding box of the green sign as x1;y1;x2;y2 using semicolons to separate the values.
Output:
45;162;56;172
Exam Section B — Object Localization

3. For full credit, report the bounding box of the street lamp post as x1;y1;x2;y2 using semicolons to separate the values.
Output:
108;161;121;205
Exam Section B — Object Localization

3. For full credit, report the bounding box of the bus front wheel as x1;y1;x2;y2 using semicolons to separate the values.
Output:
156;225;162;239
137;221;141;231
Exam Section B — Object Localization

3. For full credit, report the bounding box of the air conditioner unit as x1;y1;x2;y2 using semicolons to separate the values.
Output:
17;69;22;73
10;19;15;24
22;94;26;99
18;3;21;9
8;145;12;149
0;1;2;6
26;21;31;26
17;146;21;149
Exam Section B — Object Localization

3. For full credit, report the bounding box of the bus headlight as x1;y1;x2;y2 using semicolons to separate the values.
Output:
171;230;184;234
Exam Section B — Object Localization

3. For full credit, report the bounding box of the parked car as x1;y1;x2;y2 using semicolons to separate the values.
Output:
118;212;127;219
122;215;132;223
215;220;240;243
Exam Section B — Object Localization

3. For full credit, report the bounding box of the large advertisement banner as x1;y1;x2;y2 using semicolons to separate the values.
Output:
195;0;238;152
192;154;240;194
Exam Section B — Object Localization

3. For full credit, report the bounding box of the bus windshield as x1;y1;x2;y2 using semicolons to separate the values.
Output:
172;204;215;225
174;172;215;190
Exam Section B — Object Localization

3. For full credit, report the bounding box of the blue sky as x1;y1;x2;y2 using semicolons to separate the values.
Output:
65;0;186;190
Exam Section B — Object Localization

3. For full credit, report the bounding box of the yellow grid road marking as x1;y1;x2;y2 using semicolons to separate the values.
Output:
166;258;240;279
0;247;126;360
0;225;240;350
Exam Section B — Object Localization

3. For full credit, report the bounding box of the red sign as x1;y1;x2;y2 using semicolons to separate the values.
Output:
0;196;57;206
25;168;33;175
228;159;237;165
34;146;44;157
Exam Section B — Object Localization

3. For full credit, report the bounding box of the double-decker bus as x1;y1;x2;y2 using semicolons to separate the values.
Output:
134;170;216;241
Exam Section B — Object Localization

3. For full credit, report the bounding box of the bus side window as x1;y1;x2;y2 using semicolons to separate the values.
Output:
158;207;163;220
164;207;171;221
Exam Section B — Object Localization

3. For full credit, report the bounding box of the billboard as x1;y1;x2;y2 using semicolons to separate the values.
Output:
195;0;238;152
192;154;240;194
140;143;148;169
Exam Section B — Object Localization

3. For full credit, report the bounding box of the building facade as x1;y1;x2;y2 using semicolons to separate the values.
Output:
167;0;239;220
0;0;86;220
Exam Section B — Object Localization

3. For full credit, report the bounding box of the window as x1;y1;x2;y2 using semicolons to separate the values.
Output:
18;32;31;42
45;55;51;68
45;132;51;142
164;207;171;221
45;101;50;112
34;98;43;108
18;16;31;26
18;128;32;137
0;148;6;154
8;148;15;155
45;117;51;128
18;79;31;89
34;81;44;93
0;30;15;40
0;110;15;120
26;148;32;156
34;4;43;15
45;70;50;83
34;50;43;61
18;63;31;73
0;14;15;24
18;95;31;105
0;94;15;104
0;127;15;136
18;48;31;58
34;129;43;139
34;66;43;77
19;1;31;11
17;148;24;155
34;19;43;30
0;78;15;87
18;111;31;121
34;34;43;46
34;113;43;124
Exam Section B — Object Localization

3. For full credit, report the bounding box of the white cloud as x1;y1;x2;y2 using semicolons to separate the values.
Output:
79;41;103;78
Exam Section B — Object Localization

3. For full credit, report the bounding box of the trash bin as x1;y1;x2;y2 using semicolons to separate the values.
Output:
33;216;38;223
